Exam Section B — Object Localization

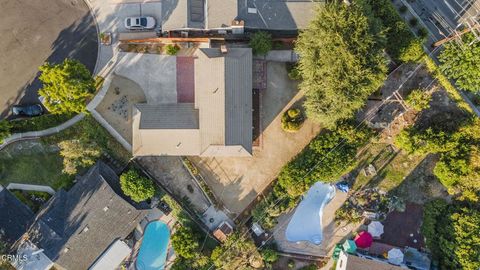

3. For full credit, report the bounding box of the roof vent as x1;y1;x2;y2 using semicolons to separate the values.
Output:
220;45;228;54
176;142;182;148
103;206;109;212
63;248;70;254
248;7;257;14
83;226;89;233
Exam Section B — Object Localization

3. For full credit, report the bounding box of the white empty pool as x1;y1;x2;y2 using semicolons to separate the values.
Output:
285;182;335;245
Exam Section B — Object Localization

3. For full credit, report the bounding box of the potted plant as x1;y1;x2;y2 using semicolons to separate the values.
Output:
100;32;112;46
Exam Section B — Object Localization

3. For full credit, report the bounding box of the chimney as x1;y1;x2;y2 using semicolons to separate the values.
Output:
220;45;228;54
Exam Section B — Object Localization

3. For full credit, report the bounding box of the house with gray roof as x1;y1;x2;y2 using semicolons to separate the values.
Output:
0;186;34;246
160;0;324;31
132;47;253;157
14;162;148;270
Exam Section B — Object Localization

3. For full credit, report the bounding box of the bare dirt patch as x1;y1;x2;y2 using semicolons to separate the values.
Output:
190;62;322;217
96;74;146;143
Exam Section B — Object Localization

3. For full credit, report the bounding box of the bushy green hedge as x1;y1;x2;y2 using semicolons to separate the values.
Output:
0;120;12;144
10;114;72;133
395;117;480;199
249;31;273;55
422;199;480;270
366;0;425;63
253;122;374;228
120;169;155;202
405;89;431;111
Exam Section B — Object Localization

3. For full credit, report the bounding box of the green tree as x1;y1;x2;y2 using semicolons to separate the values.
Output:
119;169;155;202
439;33;480;92
422;200;480;270
261;248;279;269
58;140;101;175
171;226;200;260
295;1;387;128
0;120;11;144
38;59;95;114
249;31;273;55
211;232;263;270
405;89;431;111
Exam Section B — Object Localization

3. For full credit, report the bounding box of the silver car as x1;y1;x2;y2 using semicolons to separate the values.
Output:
124;16;156;30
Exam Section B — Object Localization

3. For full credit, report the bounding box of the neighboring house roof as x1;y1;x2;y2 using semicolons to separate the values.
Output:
133;47;253;157
0;186;34;245
238;0;324;30
206;0;238;29
162;0;205;31
337;251;405;270
160;0;322;31
21;162;148;270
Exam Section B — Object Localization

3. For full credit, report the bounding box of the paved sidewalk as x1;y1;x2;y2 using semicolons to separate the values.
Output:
0;113;85;151
6;183;56;195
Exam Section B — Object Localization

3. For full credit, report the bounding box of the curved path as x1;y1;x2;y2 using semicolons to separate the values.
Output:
0;0;98;118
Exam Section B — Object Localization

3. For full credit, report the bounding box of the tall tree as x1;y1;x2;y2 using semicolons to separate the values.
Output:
119;169;155;203
439;33;480;93
295;0;387;128
39;59;95;114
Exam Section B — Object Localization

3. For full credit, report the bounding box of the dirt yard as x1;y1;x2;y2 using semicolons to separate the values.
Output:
96;74;146;143
190;62;322;217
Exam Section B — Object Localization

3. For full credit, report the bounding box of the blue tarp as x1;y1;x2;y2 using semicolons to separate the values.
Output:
336;182;349;193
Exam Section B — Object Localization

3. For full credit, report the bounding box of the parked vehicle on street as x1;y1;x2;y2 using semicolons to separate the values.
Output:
12;104;44;117
124;16;156;30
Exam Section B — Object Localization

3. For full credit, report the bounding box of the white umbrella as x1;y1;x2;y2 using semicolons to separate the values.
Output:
368;221;384;238
388;248;404;265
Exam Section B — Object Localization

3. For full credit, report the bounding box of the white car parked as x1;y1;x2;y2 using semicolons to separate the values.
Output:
124;16;156;30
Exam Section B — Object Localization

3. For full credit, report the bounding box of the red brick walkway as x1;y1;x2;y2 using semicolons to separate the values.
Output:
176;57;195;103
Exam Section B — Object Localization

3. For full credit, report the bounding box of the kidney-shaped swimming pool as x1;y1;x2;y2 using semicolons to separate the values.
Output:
136;221;171;270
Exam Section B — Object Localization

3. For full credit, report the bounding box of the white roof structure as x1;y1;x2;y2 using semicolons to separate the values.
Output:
285;182;335;245
89;240;132;270
368;221;384;238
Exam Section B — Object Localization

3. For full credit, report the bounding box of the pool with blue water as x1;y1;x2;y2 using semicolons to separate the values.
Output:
136;221;171;270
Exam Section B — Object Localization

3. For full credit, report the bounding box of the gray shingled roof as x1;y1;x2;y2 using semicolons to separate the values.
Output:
195;48;253;156
0;186;34;245
136;103;199;129
24;162;148;270
238;0;324;30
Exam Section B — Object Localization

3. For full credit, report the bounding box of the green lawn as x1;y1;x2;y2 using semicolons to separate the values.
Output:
0;115;130;190
0;143;73;190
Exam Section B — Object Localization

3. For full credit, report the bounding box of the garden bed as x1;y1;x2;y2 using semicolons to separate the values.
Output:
10;190;52;213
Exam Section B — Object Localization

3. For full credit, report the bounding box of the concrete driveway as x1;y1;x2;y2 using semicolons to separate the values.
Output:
0;0;98;118
191;62;322;217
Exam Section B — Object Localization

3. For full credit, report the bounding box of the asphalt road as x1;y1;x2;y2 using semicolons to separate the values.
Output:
0;0;98;118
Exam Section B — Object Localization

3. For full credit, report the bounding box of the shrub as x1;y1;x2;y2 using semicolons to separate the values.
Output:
0;120;12;144
398;37;425;63
261;248;279;265
120;169;155;202
405;89;431;111
439;33;480;93
281;108;305;132
288;259;295;269
249;31;273;55
38;59;95;114
286;63;301;81
366;0;424;63
10;114;72;133
418;27;428;39
165;44;180;55
171;226;200;260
